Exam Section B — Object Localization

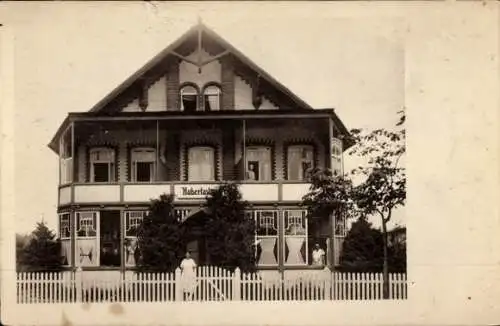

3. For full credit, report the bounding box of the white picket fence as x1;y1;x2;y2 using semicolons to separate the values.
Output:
17;267;407;303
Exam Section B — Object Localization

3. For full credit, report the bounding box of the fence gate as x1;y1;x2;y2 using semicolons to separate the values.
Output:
183;266;233;301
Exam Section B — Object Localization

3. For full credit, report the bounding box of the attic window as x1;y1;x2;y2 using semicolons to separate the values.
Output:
203;84;221;111
180;84;199;112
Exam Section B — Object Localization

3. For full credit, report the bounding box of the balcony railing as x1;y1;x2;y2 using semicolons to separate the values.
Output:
59;181;312;206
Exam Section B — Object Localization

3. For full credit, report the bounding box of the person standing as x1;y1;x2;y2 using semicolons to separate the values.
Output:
311;243;326;266
180;251;197;300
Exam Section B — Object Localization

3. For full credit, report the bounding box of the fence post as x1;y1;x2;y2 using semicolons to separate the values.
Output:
232;268;241;301
175;268;182;302
74;266;82;303
325;269;332;300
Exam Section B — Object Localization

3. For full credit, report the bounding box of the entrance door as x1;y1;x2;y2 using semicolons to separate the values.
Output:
100;211;121;267
186;240;200;265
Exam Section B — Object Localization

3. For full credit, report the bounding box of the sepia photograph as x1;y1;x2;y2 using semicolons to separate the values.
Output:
1;1;498;325
12;9;406;305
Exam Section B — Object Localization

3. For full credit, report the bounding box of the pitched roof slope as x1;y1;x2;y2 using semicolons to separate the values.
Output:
89;21;314;114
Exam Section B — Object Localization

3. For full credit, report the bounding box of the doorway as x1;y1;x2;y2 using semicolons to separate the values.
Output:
100;210;121;267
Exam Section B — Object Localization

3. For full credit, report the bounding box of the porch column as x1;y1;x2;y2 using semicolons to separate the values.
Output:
70;207;76;268
120;208;125;276
156;120;159;181
277;207;284;276
327;117;333;170
71;122;75;182
327;117;335;269
242;119;246;179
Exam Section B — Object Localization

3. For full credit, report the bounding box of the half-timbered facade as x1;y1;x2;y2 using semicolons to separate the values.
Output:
49;22;352;278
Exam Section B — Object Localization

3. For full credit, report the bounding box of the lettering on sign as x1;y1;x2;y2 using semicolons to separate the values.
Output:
176;185;217;199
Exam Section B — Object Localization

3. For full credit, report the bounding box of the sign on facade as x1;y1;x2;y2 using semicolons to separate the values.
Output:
174;184;218;200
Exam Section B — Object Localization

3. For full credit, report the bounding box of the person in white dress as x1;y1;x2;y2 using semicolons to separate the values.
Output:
180;251;197;298
311;243;325;266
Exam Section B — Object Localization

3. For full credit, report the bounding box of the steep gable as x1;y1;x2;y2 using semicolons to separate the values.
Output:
89;22;313;114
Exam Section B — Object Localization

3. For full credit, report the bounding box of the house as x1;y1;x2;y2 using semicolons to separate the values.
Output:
48;21;352;281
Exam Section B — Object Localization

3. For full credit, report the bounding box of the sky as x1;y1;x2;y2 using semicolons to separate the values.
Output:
5;2;405;234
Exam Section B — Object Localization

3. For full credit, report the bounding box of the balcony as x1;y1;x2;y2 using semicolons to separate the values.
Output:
59;181;311;206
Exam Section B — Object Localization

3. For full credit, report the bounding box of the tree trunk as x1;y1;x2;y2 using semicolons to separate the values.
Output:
381;219;389;299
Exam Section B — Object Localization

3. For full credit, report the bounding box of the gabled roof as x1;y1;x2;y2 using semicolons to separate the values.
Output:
88;21;314;114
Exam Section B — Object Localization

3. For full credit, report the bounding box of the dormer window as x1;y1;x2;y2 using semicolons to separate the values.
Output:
90;147;116;183
203;84;221;111
180;84;199;112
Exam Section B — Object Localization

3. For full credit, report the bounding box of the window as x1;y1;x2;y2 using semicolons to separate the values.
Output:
124;211;145;237
253;210;279;266
90;148;115;182
203;84;221;111
131;148;156;182
58;213;71;239
187;146;215;181
334;210;347;236
175;209;191;223
331;137;343;176
287;145;314;181
246;146;272;181
59;125;73;184
283;210;308;265
123;211;146;266
180;84;199;112
76;211;97;237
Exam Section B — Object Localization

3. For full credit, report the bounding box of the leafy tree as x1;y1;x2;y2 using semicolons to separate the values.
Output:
204;183;256;273
302;167;354;220
348;109;406;298
338;218;384;273
21;222;63;272
136;194;185;272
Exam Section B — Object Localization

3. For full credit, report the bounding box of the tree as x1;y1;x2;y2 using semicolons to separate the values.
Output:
16;233;30;272
302;168;353;220
348;109;406;298
21;222;63;272
136;194;185;272
204;183;256;273
338;218;384;273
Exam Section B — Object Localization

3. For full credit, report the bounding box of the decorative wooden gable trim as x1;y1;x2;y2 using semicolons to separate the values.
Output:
88;22;313;115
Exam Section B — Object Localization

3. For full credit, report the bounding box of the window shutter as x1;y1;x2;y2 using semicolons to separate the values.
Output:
331;137;343;176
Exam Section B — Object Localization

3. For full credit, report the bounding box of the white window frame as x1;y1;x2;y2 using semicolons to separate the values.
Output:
334;211;347;237
202;84;221;111
283;209;308;266
131;147;156;182
331;137;343;176
287;145;314;181
253;210;279;267
89;147;116;183
124;210;146;237
187;146;215;181
245;146;272;181
175;209;191;223
58;213;71;240
59;125;73;185
180;85;199;112
76;211;98;238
